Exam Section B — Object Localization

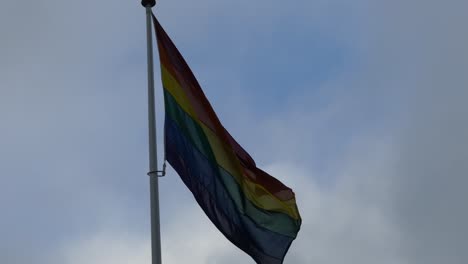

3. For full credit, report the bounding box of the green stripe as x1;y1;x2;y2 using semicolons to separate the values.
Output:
164;90;300;237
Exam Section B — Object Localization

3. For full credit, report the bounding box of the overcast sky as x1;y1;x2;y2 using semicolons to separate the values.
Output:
1;0;467;263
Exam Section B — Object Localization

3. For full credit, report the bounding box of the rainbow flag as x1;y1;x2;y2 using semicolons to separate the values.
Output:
153;14;301;264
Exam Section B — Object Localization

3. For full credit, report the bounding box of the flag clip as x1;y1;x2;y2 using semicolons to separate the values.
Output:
147;162;166;177
147;170;165;177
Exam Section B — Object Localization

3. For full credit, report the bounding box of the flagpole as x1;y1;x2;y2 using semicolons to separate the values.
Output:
141;1;162;264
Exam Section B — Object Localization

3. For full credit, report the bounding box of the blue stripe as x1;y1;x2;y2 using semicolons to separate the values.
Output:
165;115;294;264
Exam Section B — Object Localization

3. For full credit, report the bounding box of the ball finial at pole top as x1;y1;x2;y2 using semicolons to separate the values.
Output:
141;0;156;7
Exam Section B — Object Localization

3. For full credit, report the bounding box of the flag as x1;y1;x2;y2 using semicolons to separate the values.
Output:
153;14;301;264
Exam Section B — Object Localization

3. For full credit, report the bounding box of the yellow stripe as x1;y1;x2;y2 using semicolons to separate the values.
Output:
161;66;197;117
161;66;300;219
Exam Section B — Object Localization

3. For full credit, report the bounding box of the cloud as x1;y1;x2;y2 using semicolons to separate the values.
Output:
56;136;404;264
2;0;468;264
353;1;468;263
61;231;150;264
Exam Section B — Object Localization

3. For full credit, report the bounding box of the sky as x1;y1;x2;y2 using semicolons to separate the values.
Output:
1;0;467;263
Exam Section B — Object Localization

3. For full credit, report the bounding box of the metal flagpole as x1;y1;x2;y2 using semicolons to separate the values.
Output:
141;0;162;264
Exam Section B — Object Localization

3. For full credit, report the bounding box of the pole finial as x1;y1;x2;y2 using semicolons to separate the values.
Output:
141;0;156;7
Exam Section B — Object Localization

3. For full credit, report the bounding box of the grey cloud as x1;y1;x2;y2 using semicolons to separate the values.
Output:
2;0;468;263
0;1;152;262
355;2;468;263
